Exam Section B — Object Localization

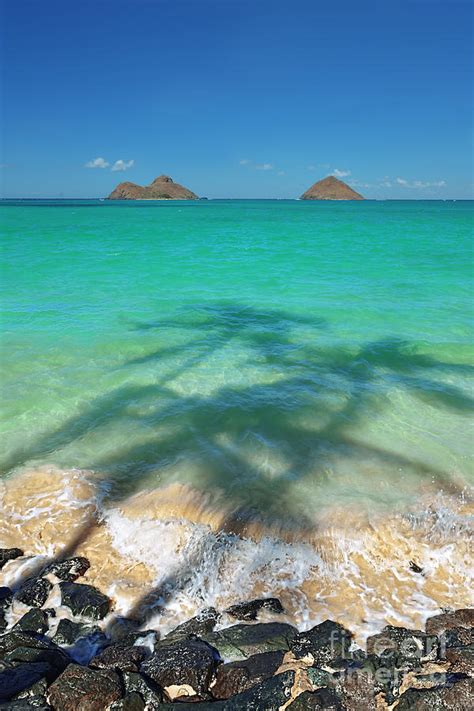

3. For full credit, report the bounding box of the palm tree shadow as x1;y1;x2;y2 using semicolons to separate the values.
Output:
3;303;473;624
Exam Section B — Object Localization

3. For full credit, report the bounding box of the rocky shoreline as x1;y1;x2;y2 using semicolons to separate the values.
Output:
0;547;472;709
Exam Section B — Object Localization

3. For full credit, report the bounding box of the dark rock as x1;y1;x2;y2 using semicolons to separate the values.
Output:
212;650;285;699
164;608;219;642
52;618;100;646
42;609;56;618
0;631;53;656
442;626;474;652
59;581;111;620
446;645;474;675
121;671;166;707
426;609;474;636
12;677;47;700
90;642;146;672
3;646;69;682
0;550;23;571
141;639;219;697
203;622;298;661
0;662;50;701
14;578;52;608
108;694;145;711
42;557;90;582
0;700;51;710
289;688;345;709
12;609;49;635
225;598;284;621
47;664;122;710
395;677;473;710
332;662;378;710
218;670;295;710
409;560;424;574
366;625;438;669
290;620;352;664
0;588;13;631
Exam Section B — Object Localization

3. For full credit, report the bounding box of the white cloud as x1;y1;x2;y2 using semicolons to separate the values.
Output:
397;177;446;189
307;165;316;171
256;163;274;171
277;171;285;176
333;168;351;178
85;157;109;169
111;159;135;172
239;159;251;165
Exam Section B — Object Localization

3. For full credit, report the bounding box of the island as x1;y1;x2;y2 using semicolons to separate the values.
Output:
107;175;199;200
300;175;364;200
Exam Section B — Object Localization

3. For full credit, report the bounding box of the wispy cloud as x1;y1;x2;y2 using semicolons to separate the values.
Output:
277;171;285;176
332;168;351;178
111;159;135;172
255;163;274;171
85;157;109;169
396;177;446;188
239;159;251;165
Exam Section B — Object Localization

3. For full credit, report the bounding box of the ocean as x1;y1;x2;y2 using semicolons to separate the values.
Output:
1;198;473;640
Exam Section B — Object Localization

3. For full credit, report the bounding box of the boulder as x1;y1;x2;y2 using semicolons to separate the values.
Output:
89;642;146;672
366;625;438;669
52;619;100;646
164;608;219;642
218;670;295;710
12;609;49;636
14;579;52;608
0;550;23;571
121;670;167;707
108;694;145;711
204;622;298;661
395;676;473;710
290;620;352;664
426;609;474;636
11;677;47;701
445;645;474;675
141;639;219;698
212;650;285;699
225;598;284;621
0;699;51;709
0;662;50;701
289;687;345;709
59;582;110;620
42;557;90;582
0;588;13;631
47;664;122;710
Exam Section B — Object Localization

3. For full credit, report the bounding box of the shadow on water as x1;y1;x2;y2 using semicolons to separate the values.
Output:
2;302;473;626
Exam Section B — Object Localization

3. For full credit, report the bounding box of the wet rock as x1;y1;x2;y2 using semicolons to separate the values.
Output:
442;627;474;651
90;642;146;672
0;700;51;710
0;550;23;571
11;677;47;701
225;598;284;622
14;578;52;608
332;661;378;710
395;676;473;710
204;622;298;661
212;650;285;698
52;618;100;646
42;557;90;582
0;662;50;700
289;687;345;709
12;609;49;636
59;581;111;620
108;694;145;711
218;670;295;710
366;625;438;669
164;608;220;643
426;608;474;636
3;646;69;683
290;620;352;664
121;671;166;707
0;588;13;631
0;631;52;656
47;663;122;710
141;639;219;698
446;645;474;675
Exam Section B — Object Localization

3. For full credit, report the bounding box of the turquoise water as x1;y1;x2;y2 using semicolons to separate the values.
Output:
1;199;473;526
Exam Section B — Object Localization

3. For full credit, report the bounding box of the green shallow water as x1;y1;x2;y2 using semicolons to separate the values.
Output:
1;199;473;527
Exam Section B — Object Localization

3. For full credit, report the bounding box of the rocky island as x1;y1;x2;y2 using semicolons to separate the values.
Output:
300;176;364;200
107;175;198;200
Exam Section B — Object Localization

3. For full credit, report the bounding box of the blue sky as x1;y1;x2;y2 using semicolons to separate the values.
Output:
1;0;472;198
